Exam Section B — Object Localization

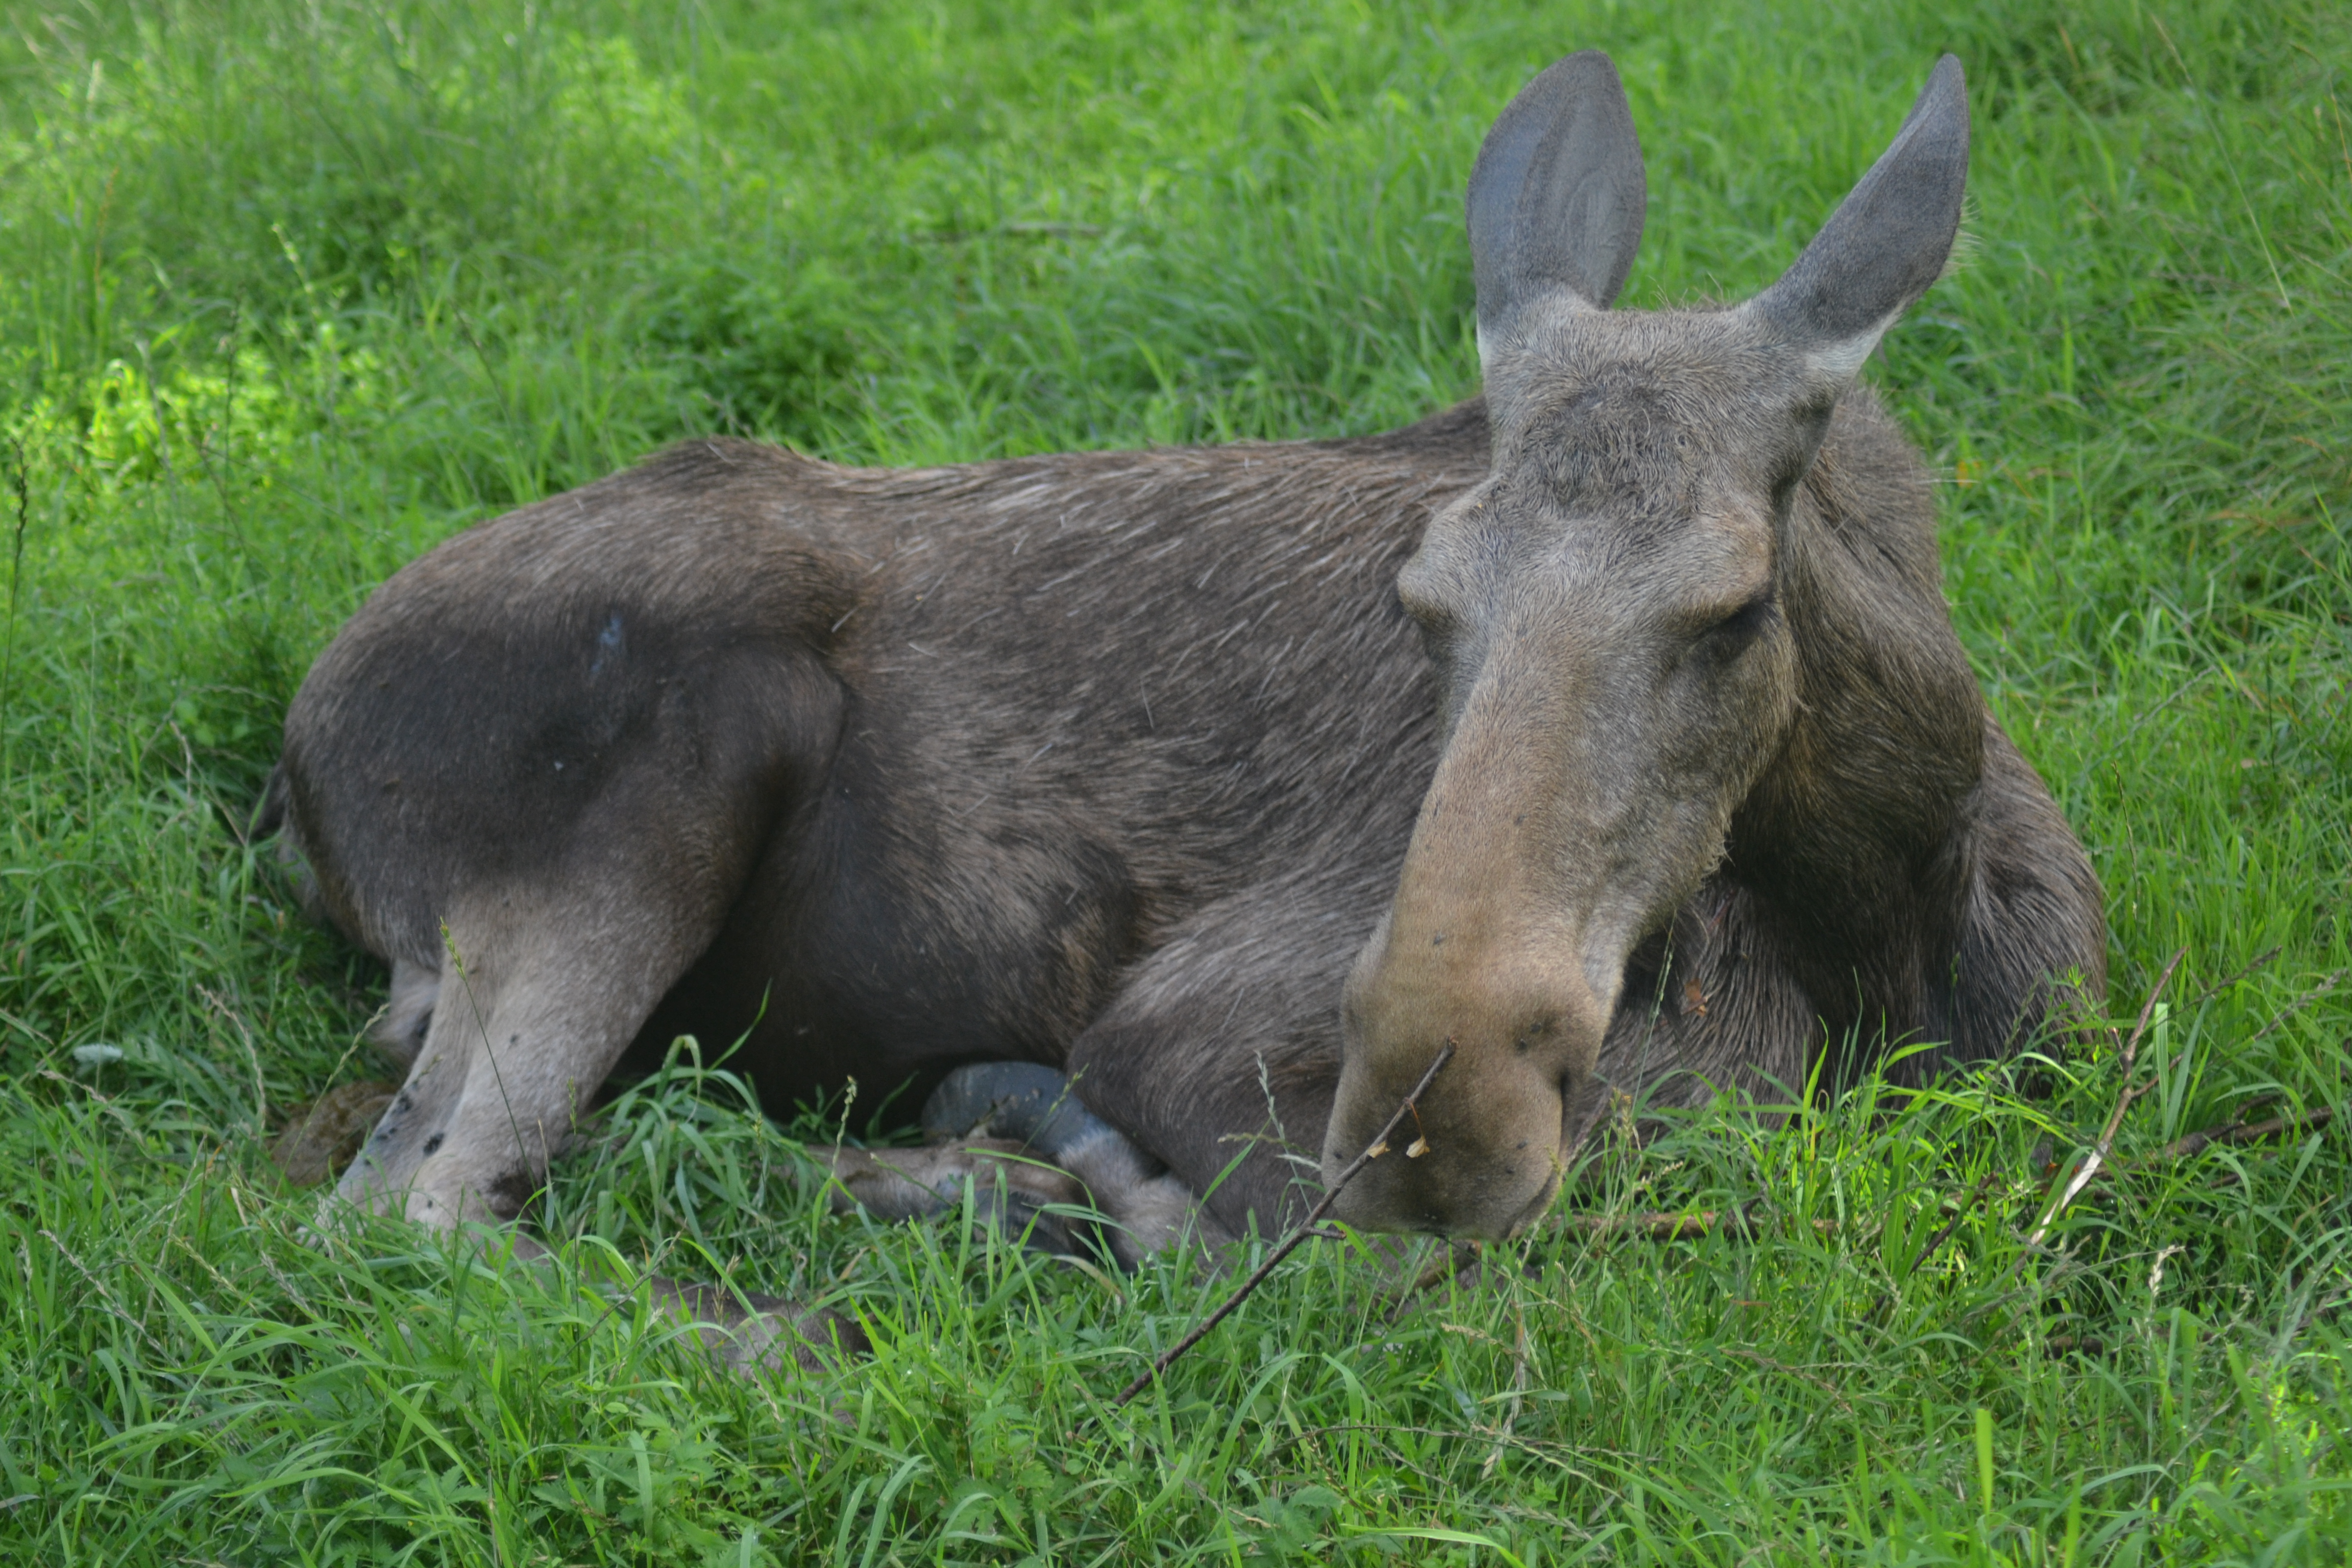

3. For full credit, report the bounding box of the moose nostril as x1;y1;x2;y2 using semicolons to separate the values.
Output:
1511;1014;1564;1054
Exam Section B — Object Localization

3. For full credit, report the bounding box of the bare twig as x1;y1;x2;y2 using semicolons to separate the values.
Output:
2141;1104;2335;1166
1105;1040;1455;1410
2240;967;2347;1050
2190;945;2283;1007
2022;947;2186;1251
1557;1202;1836;1241
1910;1169;1999;1277
2051;993;2343;1189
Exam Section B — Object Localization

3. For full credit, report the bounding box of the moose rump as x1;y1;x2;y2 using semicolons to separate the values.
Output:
273;47;2103;1260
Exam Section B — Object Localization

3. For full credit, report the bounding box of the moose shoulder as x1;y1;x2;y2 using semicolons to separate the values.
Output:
271;50;2103;1259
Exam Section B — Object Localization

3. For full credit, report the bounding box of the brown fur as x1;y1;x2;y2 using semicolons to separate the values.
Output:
272;51;2102;1260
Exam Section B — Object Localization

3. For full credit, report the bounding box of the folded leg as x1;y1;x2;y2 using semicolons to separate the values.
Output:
1063;863;1390;1237
910;1062;1230;1265
327;645;840;1232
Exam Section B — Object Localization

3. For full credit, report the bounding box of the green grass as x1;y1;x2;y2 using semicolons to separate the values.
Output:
2;0;2349;1560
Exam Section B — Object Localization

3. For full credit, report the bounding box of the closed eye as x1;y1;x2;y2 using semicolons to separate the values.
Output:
1409;608;1457;666
1708;588;1777;651
1395;577;1464;661
1398;588;1452;632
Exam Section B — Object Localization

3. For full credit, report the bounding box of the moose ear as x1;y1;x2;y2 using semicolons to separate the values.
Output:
1467;50;1647;359
1743;55;1970;378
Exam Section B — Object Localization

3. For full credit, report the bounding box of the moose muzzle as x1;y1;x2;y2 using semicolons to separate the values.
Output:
1323;822;1624;1239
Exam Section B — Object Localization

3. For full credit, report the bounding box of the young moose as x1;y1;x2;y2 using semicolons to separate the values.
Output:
271;52;2103;1270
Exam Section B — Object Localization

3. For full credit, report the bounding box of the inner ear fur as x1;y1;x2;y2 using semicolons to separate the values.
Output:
1467;49;1648;340
1744;54;1970;368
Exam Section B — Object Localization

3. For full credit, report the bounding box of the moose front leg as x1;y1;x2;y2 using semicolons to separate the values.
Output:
312;642;844;1235
881;1063;1230;1266
336;892;704;1230
1063;868;1388;1240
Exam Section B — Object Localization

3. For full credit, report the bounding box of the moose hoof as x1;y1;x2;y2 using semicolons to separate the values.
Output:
922;1061;1118;1159
915;1064;1228;1268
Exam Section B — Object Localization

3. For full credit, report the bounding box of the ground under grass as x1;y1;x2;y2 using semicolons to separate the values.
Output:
1;0;2347;1561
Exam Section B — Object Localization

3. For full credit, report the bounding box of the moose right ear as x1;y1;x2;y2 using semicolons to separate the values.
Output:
1743;55;1970;378
1467;50;1647;362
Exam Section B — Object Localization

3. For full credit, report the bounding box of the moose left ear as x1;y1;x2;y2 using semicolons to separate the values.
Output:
1742;55;1970;379
1467;50;1647;361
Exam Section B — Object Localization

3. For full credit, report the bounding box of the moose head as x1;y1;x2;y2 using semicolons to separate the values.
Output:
1322;53;1976;1237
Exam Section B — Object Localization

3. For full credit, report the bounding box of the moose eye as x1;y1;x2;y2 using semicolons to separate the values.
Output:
1394;574;1462;653
1398;587;1447;629
1707;589;1777;652
1407;606;1458;666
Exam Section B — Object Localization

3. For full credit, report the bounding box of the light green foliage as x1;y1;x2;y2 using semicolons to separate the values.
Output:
2;0;2348;1560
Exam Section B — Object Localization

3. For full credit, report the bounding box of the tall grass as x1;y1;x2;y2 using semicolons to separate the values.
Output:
1;0;2347;1560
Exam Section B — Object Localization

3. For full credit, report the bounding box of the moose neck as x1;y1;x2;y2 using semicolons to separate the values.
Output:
1726;396;1988;992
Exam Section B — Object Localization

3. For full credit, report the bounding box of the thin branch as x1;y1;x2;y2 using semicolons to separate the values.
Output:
1909;1169;1999;1277
1558;1202;1835;1241
2057;978;2344;1187
2240;967;2347;1050
2139;1104;2335;1166
2190;945;2282;1008
2023;946;2186;1251
1104;1040;1455;1411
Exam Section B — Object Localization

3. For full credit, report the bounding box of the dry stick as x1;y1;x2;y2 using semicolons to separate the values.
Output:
2138;1104;2336;1166
2060;977;2346;1189
1558;1202;1843;1241
1909;1168;2001;1278
1105;1040;1455;1411
2190;945;2283;1008
2238;967;2347;1050
2022;946;2187;1252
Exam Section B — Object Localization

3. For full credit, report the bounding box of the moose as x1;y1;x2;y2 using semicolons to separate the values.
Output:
267;51;2104;1280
